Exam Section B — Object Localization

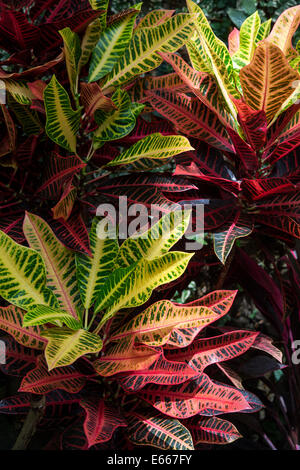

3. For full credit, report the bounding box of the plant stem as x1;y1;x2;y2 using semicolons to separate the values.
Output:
12;395;46;450
84;308;89;329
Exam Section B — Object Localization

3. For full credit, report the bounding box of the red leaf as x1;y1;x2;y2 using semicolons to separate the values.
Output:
164;330;259;371
49;207;91;255
37;152;85;200
19;356;87;394
227;127;258;174
232;98;267;151
186;416;241;444
81;398;127;448
138;373;251;419
117;354;198;391
0;7;39;51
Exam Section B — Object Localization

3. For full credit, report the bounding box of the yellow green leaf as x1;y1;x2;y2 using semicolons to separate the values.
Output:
106;133;193;167
101;13;196;93
23;212;83;321
42;327;103;370
44;75;81;153
0;230;59;310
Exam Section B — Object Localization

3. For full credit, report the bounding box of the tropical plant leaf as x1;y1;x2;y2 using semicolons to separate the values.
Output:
135;10;175;31
268;5;300;57
115;209;191;269
157;51;236;130
75;218;119;310
164;330;259;371
44;75;81;153
186;36;213;74
41;327;103;370
138;373;250;418
232;98;267;150
78;18;102;70
255;19;271;44
51;182;77;221
0;230;59;310
93;338;160;376
166;290;237;349
80;82;115;117
0;337;38;377
23;212;82;320
228;28;240;56
0;7;39;50
110;299;221;347
94;251;194;326
101;13;196;92
93;89;141;146
19;355;86;394
81;398;127;447
8;96;42;136
186;0;239;118
186;416;241;444
213;212;253;264
36;153;86;200
0;104;16;157
127;410;194;450
226;127;258;173
5;80;35;105
59;27;81;100
89;0;108;11
49;208;91;256
117;355;198;391
0;305;45;350
239;41;300;124
106;133;193;167
146;90;234;153
232;12;261;69
23;305;82;330
88;7;141;82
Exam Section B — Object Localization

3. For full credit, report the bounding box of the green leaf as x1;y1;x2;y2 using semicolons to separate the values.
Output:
232;12;261;69
187;0;239;119
115;210;191;268
101;13;196;92
127;411;194;450
23;305;82;330
75;218;119;310
88;8;141;82
227;8;247;28
44;75;81;153
59;27;81;99
5;80;35;105
79;19;102;70
0;230;59;310
8;95;42;135
89;0;108;10
255;19;271;43
93;89;140;146
41;327;103;370
95;251;194;327
23;212;83;321
106;133;193;167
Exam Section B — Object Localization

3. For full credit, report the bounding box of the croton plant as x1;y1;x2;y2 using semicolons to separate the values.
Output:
0;0;298;452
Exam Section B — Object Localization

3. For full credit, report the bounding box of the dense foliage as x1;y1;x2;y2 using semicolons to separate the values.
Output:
0;0;299;451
